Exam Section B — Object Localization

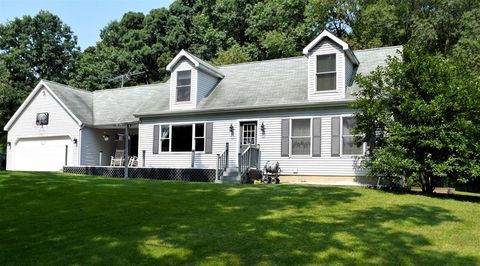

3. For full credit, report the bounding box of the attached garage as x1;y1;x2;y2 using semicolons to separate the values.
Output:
13;136;72;171
4;81;86;171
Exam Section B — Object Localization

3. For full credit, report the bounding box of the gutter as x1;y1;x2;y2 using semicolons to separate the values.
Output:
134;99;355;118
90;121;140;128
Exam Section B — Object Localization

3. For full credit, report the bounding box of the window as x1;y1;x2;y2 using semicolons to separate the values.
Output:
171;125;193;152
160;125;170;152
342;117;363;155
316;54;336;91
160;123;206;152
176;70;191;102
36;112;49;126
194;123;205;152
291;119;311;155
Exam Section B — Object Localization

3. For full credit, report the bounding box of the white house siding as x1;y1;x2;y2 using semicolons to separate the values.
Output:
307;39;345;101
345;57;355;91
197;70;219;103
6;87;80;170
79;127;118;166
169;59;198;110
138;107;367;177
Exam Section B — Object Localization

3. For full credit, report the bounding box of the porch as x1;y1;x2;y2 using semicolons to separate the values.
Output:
81;125;139;167
66;140;261;183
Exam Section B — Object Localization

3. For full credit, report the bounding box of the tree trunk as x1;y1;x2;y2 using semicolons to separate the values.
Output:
422;173;435;194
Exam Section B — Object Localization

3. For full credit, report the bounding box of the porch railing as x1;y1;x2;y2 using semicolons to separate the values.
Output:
216;143;229;180
238;144;260;180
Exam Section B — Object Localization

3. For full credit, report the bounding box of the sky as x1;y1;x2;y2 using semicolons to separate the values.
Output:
0;0;174;50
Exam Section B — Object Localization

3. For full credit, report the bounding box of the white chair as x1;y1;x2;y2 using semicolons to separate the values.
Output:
128;156;138;167
110;149;125;166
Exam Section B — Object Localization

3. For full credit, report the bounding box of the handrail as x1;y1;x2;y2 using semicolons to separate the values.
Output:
216;143;229;180
238;144;260;181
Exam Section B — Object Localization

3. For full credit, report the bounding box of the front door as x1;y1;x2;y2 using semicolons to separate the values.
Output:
240;121;257;152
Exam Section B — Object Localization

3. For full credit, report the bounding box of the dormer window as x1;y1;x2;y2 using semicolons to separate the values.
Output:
176;70;191;102
316;54;336;91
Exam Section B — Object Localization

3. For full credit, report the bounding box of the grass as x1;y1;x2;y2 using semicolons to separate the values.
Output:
0;172;479;265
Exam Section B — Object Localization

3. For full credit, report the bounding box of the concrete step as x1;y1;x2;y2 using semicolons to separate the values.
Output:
223;168;238;176
220;167;241;183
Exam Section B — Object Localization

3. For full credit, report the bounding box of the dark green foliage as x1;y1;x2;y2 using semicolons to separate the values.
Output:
0;11;79;90
352;48;480;193
351;1;480;193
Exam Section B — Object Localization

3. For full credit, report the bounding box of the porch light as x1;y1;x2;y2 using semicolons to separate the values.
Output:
102;132;109;141
73;138;78;145
229;124;234;136
7;141;11;148
261;122;265;134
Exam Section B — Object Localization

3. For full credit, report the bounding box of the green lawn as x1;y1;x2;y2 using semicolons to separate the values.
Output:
1;172;479;265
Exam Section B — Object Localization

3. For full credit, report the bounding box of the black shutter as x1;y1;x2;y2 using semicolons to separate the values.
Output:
281;119;290;157
205;122;213;154
331;117;340;157
153;125;159;154
312;118;322;157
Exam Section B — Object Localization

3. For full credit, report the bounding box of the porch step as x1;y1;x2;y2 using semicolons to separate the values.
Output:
221;168;241;184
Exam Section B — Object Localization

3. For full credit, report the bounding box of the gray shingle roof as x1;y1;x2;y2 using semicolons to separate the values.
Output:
43;80;169;126
43;45;401;125
92;83;169;126
44;80;94;125
140;45;401;113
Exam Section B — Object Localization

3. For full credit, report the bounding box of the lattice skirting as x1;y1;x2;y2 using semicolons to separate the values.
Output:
63;166;217;182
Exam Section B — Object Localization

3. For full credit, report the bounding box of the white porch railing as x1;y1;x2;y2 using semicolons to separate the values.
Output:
238;144;260;180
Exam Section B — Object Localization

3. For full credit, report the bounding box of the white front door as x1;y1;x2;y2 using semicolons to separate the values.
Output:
14;136;71;171
240;121;257;152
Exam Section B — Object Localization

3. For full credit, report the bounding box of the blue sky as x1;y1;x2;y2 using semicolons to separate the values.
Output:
0;0;174;50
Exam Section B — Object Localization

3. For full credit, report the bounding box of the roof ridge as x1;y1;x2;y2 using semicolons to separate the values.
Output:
217;55;305;68
185;50;218;70
42;79;92;94
353;45;403;53
93;82;169;93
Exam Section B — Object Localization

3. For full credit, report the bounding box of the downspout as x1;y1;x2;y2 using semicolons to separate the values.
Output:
78;124;84;166
124;124;130;179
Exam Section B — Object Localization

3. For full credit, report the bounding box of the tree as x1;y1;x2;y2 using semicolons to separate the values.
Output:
0;11;80;91
306;0;360;39
212;44;252;65
0;60;20;152
0;11;80;147
351;48;480;193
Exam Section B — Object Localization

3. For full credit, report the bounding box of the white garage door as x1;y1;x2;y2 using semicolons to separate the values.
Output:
14;136;71;171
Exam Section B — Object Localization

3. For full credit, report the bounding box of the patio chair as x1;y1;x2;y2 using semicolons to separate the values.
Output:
110;149;125;166
128;156;138;167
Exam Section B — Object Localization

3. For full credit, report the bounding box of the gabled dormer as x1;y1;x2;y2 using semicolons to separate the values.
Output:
166;50;224;110
303;30;359;101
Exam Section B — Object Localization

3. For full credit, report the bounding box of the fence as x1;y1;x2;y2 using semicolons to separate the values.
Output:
63;166;216;182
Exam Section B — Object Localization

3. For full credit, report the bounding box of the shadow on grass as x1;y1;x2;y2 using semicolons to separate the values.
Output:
0;171;477;265
377;186;480;203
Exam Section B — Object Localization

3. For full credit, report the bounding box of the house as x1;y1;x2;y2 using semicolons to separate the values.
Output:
3;30;401;184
